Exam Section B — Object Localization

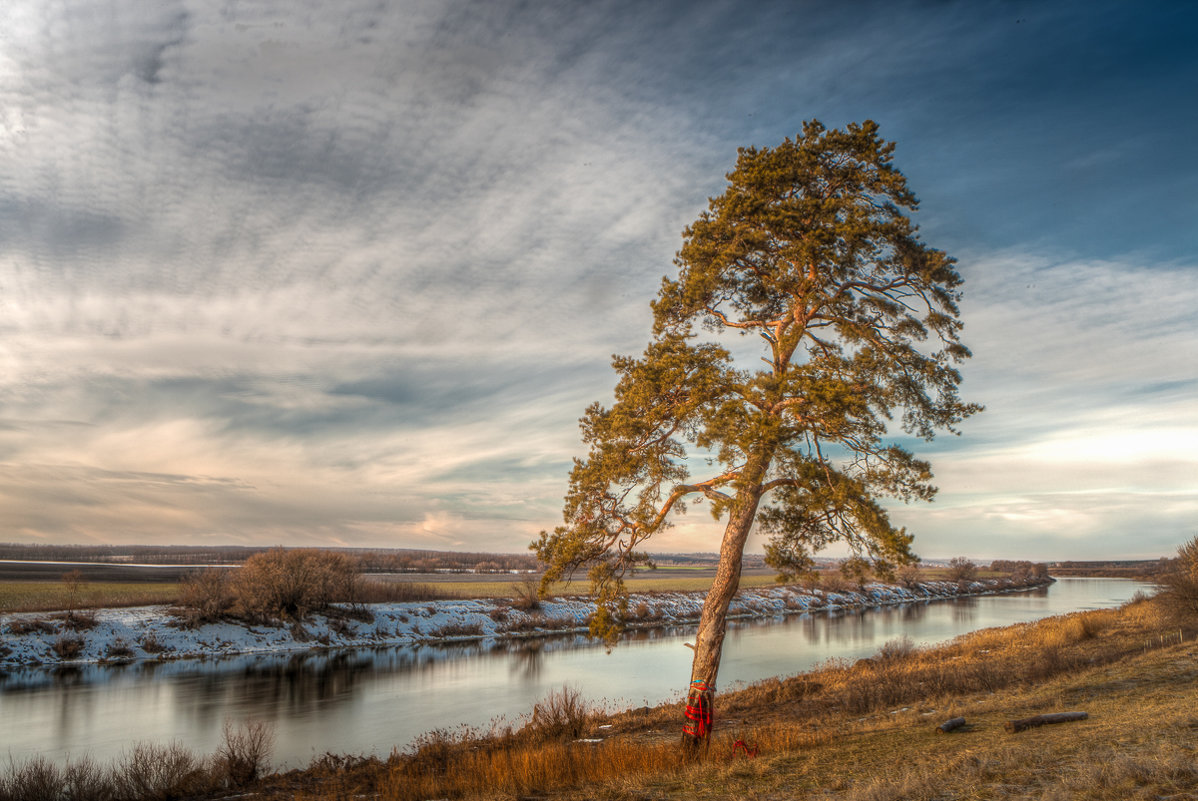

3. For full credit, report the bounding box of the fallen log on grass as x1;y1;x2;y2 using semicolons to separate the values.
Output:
937;716;966;733
1005;711;1089;733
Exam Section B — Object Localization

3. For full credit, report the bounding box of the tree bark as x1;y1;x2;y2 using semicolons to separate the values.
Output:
1005;711;1088;733
680;463;769;754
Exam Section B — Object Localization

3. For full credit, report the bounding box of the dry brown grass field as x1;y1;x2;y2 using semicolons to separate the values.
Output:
0;567;787;613
0;581;181;613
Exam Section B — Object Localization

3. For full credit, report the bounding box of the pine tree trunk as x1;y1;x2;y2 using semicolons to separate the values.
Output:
680;475;766;754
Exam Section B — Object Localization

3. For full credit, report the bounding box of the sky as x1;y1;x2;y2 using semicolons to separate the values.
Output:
0;0;1195;561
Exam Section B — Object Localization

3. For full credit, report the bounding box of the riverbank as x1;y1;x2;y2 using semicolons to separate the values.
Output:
250;592;1195;801
0;577;1045;670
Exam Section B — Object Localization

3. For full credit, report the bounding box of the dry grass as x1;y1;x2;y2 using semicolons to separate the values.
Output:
353;578;459;603
0;722;275;801
50;634;85;660
372;572;787;600
0;567;804;616
428;621;485;638
610;639;1198;801
0;581;180;613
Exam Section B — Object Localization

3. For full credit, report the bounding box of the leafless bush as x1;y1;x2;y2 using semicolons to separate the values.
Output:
819;571;855;594
173;550;366;626
510;577;542;611
430;622;484;638
105;638;135;661
875;635;917;662
139;632;167;654
528;686;593;741
174;568;235;626
838;556;872;590
233;549;361;623
405;727;474;777
330;604;375;624
62;756;110;801
61;569;87;615
0;755;113;801
52;634;85;660
897;563;923;589
57;609;98;632
111;742;212;800
948;556;977;583
1156;536;1198;620
6;617;56;636
2;755;65;801
215;721;274;788
631;601;660;621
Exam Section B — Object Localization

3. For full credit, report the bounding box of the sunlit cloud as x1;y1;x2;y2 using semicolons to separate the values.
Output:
0;0;1194;559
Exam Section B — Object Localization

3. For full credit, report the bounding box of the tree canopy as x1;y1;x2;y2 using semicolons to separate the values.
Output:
534;120;980;645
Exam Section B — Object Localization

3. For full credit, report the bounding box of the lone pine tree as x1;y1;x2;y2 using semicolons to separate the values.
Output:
533;120;980;752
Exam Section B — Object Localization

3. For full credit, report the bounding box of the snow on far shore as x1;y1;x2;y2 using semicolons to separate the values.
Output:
0;579;1040;671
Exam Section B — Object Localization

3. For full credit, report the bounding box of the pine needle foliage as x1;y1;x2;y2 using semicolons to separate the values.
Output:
534;120;980;644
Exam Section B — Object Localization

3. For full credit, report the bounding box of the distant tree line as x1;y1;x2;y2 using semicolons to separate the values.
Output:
988;560;1051;581
0;543;264;565
354;549;538;573
0;543;539;573
1048;559;1161;577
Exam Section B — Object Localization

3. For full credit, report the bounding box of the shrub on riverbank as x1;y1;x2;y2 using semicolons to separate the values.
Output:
235;549;360;623
173;549;363;626
0;723;272;801
1155;535;1198;620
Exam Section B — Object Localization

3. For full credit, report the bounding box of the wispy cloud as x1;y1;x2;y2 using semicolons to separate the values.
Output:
887;253;1198;558
0;0;1194;558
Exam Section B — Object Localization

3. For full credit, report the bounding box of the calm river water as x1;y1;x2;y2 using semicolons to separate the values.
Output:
0;577;1148;767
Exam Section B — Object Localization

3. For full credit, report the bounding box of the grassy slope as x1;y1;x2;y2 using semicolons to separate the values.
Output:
608;638;1198;800
576;600;1198;801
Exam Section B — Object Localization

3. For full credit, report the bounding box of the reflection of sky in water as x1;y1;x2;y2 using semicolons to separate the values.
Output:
0;579;1148;767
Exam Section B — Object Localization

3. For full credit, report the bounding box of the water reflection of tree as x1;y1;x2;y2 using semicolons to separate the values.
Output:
179;650;382;726
507;641;543;681
952;596;979;624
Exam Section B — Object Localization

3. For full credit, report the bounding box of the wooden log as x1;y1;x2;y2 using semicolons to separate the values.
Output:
937;716;967;733
1005;711;1089;733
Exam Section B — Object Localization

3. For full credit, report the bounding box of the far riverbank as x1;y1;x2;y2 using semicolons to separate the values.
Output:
0;576;1048;670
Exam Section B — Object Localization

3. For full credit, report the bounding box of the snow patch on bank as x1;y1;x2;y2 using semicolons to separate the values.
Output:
0;579;1039;670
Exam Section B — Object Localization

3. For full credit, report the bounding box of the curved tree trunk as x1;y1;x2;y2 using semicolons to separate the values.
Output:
680;474;767;754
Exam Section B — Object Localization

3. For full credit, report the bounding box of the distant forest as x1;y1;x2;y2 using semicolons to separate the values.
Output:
0;543;775;573
0;542;539;573
2;543;1154;577
1047;559;1164;577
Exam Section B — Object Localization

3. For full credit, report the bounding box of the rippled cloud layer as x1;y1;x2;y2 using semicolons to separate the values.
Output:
0;0;1194;558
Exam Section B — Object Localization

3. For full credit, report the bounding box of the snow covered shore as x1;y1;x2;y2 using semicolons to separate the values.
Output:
0;578;1046;670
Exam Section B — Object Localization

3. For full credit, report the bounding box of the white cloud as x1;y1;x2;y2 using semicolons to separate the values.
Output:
883;251;1198;559
0;0;1193;561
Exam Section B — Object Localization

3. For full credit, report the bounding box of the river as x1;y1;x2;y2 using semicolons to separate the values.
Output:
0;577;1148;767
